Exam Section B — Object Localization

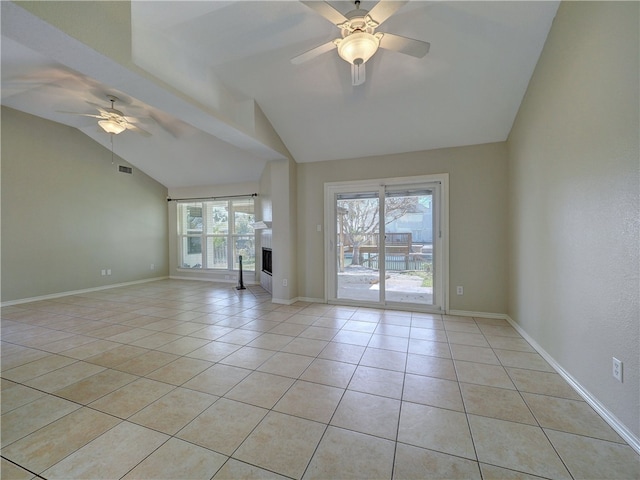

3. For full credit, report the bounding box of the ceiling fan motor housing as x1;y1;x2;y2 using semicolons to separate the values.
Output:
105;107;125;118
98;96;129;134
335;9;382;65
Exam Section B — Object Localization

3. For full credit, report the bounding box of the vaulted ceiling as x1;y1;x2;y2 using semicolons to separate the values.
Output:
1;1;559;188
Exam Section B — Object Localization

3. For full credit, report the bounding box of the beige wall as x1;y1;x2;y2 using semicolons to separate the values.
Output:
507;1;639;438
1;107;169;302
297;142;509;314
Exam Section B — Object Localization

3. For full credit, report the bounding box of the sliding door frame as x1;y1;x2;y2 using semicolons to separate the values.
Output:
324;173;449;313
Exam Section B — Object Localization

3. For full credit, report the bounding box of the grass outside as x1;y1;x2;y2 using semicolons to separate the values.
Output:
400;270;433;288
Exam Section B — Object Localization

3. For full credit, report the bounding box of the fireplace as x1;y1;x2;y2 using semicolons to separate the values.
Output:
262;248;272;276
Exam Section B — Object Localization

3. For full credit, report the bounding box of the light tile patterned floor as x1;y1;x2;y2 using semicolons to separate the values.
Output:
1;280;639;479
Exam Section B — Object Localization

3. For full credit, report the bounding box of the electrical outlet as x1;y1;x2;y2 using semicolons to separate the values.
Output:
612;357;623;382
101;269;106;276
456;286;463;295
106;269;112;276
282;279;288;287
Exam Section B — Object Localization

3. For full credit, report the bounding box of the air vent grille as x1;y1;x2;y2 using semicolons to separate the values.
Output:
118;165;133;174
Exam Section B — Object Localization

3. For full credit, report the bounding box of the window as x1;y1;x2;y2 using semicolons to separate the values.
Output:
178;198;255;271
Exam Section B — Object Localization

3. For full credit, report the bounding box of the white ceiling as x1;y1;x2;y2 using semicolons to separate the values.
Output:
1;1;559;189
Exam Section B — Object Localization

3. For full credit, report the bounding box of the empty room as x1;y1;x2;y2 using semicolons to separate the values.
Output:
1;1;639;479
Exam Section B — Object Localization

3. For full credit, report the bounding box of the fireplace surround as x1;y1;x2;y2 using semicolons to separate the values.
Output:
262;247;272;276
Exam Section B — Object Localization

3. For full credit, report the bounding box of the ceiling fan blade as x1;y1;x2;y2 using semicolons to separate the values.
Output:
291;40;337;65
367;1;408;27
86;102;116;115
123;115;146;124
57;111;105;119
95;107;113;116
379;33;430;58
351;62;366;86
300;1;348;25
86;101;106;109
125;123;151;137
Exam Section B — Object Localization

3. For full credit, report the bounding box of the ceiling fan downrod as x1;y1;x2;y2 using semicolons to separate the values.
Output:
106;95;118;108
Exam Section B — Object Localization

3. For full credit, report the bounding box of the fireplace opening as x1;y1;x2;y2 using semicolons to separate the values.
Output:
262;248;272;276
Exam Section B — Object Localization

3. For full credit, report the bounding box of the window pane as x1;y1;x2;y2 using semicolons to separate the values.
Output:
384;191;433;305
181;237;202;268
232;199;255;235
336;196;380;303
233;236;255;271
181;203;203;234
206;236;227;269
207;201;229;235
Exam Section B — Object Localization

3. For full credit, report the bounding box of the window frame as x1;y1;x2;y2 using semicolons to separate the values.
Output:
177;197;255;272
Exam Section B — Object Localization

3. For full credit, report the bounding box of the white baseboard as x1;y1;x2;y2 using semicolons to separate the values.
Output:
297;297;326;304
271;297;299;305
1;276;170;307
170;275;232;283
447;309;509;320
169;275;257;286
504;315;640;455
271;297;326;306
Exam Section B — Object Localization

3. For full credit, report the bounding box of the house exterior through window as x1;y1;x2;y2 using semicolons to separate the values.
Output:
178;198;255;271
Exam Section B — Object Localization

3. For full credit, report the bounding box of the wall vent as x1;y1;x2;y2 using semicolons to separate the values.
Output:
118;165;133;174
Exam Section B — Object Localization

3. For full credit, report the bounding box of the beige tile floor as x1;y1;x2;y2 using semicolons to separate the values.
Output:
1;280;639;480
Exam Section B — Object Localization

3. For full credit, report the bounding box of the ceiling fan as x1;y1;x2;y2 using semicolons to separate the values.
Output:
64;95;151;136
292;0;430;86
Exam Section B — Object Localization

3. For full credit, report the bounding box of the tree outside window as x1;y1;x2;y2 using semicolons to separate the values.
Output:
178;198;255;271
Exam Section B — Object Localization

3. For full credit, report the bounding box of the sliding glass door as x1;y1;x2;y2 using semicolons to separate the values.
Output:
326;175;447;312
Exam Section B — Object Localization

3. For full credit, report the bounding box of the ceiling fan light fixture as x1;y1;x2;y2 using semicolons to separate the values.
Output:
98;119;126;135
337;31;380;65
